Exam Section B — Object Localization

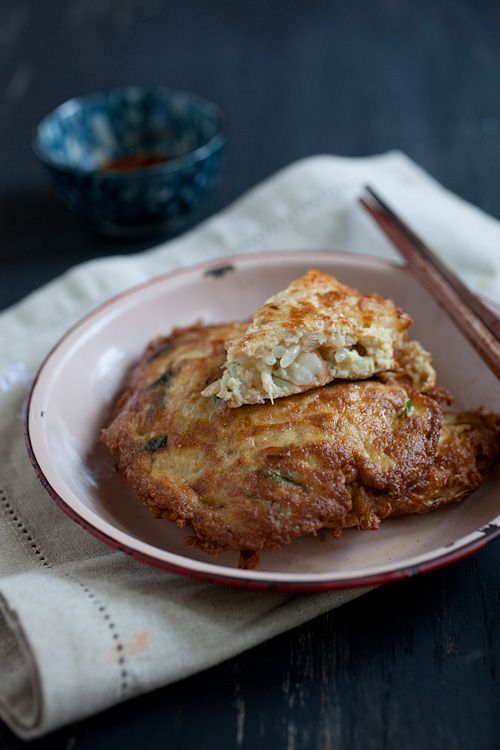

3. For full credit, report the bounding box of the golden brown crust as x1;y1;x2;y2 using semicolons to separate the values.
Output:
99;321;500;561
202;270;416;406
232;270;411;353
336;409;500;532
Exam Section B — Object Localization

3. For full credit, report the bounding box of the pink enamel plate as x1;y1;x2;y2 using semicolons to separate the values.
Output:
25;251;500;591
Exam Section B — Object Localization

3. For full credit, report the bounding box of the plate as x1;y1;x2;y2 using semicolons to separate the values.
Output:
25;251;500;591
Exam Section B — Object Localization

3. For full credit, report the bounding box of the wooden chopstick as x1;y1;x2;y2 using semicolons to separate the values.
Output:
359;186;500;379
364;186;500;339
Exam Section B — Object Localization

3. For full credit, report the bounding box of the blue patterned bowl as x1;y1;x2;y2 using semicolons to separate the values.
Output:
33;87;226;236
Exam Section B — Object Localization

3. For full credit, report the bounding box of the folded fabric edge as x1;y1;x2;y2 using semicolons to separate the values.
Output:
0;592;42;737
0;579;370;740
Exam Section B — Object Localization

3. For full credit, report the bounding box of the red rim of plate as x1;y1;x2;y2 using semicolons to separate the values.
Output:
24;250;500;592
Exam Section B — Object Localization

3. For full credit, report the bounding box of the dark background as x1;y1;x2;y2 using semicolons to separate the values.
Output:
1;1;500;747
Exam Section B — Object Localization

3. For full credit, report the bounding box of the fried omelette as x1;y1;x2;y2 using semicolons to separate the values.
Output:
202;270;415;406
102;322;499;567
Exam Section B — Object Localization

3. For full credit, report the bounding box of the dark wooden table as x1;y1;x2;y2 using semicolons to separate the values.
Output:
1;1;499;747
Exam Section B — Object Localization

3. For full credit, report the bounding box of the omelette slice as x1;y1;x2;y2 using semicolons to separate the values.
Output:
202;270;414;407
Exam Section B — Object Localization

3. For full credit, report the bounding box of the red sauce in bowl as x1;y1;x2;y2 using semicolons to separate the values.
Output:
99;153;173;172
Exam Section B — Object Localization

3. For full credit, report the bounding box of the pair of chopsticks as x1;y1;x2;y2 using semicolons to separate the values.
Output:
360;186;500;379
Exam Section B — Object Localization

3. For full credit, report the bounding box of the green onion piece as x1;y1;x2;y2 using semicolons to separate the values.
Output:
404;399;414;416
144;435;168;452
267;470;300;486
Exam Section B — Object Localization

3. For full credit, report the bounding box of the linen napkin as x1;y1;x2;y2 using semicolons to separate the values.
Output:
1;152;499;740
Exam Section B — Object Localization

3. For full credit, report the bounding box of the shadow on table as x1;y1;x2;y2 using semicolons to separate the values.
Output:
0;187;166;311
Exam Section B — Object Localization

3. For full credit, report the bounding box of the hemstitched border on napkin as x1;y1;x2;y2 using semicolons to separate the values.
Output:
0;486;130;714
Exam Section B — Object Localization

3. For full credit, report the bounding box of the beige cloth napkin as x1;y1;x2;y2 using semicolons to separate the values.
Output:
1;152;499;740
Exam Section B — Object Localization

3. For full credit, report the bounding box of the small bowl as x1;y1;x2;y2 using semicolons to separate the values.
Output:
33;87;226;236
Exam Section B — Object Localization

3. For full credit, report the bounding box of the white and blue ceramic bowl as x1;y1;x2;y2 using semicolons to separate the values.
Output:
33;87;226;236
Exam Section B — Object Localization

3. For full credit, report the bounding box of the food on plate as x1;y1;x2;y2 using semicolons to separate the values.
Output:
201;270;420;407
102;319;500;568
335;409;500;533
